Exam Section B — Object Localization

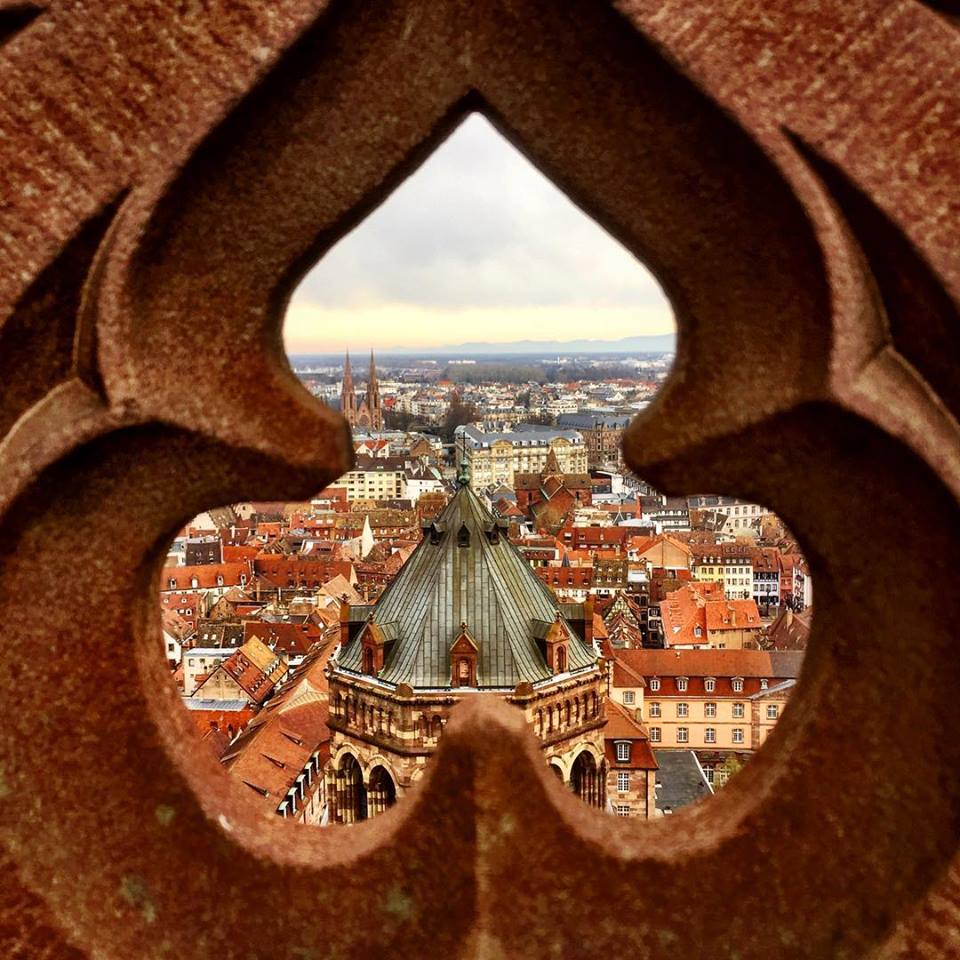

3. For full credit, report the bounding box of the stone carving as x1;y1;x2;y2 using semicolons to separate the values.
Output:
0;0;957;957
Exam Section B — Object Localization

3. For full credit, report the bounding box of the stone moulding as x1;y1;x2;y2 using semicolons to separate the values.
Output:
0;0;958;957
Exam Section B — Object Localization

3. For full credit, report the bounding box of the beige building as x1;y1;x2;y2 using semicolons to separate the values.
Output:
188;636;287;701
610;648;802;783
340;455;407;502
604;700;658;818
691;542;755;600
454;425;587;489
631;533;692;572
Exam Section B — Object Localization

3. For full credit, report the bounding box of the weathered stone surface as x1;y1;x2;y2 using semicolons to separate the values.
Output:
0;0;957;957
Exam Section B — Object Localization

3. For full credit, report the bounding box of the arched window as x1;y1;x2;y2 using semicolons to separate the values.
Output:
362;647;374;675
557;646;567;673
458;658;470;681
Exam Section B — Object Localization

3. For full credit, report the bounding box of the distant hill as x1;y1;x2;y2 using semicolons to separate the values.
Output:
390;333;676;356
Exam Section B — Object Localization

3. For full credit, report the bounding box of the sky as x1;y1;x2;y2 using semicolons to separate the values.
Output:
283;113;674;354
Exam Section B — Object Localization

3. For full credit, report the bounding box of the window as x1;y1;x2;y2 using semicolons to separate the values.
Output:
649;678;660;691
676;677;688;692
705;727;716;743
732;678;744;692
676;703;689;718
760;678;769;690
648;702;661;718
767;704;779;719
623;690;635;705
677;727;689;743
733;703;745;718
705;702;717;718
616;741;630;762
704;677;716;693
650;727;661;742
733;728;745;744
617;771;630;792
616;805;630;816
693;625;702;638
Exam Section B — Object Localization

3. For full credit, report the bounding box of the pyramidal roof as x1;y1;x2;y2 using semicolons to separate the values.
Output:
338;479;596;688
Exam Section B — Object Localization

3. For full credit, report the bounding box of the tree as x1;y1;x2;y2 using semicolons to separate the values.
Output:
523;410;555;427
384;409;416;431
440;397;478;441
714;754;745;789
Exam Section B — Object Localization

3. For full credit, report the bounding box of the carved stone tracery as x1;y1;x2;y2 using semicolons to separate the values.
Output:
0;1;958;958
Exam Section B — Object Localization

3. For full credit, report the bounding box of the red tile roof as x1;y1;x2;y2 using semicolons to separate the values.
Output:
613;647;803;680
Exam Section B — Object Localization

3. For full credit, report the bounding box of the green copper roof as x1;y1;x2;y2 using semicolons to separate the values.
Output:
338;483;596;688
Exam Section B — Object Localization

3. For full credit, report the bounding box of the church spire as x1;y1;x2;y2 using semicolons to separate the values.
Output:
366;348;382;430
544;445;561;475
341;350;357;424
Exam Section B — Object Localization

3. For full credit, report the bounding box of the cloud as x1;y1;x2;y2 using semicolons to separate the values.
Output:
285;113;673;349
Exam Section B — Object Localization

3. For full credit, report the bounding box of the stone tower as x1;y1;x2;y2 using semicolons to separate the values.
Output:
340;351;358;426
326;478;608;823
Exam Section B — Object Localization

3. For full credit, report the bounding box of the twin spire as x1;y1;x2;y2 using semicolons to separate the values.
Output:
341;349;383;431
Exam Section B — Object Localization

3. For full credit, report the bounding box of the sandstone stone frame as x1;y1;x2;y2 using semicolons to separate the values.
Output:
0;0;958;958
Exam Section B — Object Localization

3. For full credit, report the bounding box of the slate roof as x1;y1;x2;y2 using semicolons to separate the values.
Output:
654;750;713;812
338;481;596;688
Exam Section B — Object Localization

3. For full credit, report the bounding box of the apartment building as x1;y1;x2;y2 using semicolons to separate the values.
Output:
686;496;770;535
690;542;755;600
339;455;407;502
455;424;588;489
610;649;802;782
658;582;763;649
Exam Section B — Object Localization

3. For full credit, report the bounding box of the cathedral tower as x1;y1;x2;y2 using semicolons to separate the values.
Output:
325;478;607;823
365;349;383;430
341;351;358;426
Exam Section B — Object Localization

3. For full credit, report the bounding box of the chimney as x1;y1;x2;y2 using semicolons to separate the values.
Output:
339;598;351;647
582;596;595;646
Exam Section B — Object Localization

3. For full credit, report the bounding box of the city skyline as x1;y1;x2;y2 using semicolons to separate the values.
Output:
283;113;675;354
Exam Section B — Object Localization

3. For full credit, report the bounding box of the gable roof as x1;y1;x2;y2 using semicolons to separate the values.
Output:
615;648;803;680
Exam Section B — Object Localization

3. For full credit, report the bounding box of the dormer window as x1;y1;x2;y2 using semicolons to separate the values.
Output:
615;741;630;762
649;677;661;691
168;578;176;589
556;646;567;673
704;677;716;692
450;623;478;688
676;677;688;692
457;523;470;548
694;625;703;638
760;678;768;690
732;677;744;692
